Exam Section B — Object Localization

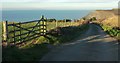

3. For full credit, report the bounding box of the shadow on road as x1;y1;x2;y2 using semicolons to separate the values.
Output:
41;24;119;61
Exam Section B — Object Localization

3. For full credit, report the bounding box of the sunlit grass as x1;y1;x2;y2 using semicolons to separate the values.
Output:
101;25;120;40
92;20;120;40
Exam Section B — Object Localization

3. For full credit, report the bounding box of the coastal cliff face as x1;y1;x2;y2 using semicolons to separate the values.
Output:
85;9;119;27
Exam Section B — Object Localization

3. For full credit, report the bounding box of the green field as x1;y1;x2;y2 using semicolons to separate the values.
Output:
4;22;79;44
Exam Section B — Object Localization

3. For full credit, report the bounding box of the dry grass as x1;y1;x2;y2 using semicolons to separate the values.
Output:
101;15;119;27
87;9;119;28
86;10;115;20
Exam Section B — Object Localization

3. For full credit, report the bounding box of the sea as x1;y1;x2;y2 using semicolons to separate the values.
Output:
2;10;93;22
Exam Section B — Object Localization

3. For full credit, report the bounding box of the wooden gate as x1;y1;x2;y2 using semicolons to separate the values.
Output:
2;15;47;45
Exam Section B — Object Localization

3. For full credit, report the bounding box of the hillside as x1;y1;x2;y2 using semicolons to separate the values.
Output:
86;10;115;20
101;15;119;27
85;9;119;27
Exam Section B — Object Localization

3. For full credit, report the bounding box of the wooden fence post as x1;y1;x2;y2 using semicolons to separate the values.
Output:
64;19;66;27
3;21;8;46
2;21;8;47
38;21;41;36
56;20;58;28
13;22;15;44
19;22;22;43
44;18;47;35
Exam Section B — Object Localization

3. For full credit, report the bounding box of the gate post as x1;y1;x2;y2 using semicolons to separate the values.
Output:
44;17;47;35
3;21;8;46
40;15;47;36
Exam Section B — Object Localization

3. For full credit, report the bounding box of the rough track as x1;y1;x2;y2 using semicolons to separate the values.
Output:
40;24;118;61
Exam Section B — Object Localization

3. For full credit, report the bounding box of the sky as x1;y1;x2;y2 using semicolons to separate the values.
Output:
0;0;119;10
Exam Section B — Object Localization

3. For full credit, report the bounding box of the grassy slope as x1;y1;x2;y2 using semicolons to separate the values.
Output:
86;10;115;20
101;15;119;27
86;9;119;27
46;24;89;45
101;25;120;40
87;9;120;40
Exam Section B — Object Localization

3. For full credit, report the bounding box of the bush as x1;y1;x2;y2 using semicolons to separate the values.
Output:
101;25;120;39
117;33;120;39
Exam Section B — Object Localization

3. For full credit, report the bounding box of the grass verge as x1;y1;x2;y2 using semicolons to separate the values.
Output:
101;24;120;40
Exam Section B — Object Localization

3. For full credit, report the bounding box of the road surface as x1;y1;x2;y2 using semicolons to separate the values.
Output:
40;24;118;61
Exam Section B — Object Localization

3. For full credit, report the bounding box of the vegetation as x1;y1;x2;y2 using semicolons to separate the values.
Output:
92;20;120;41
82;17;86;20
3;43;49;62
101;16;119;27
2;21;79;44
46;24;89;45
0;22;2;43
101;25;120;40
89;17;97;21
2;9;119;62
86;9;120;41
47;18;56;22
2;21;89;62
47;22;79;30
63;19;72;22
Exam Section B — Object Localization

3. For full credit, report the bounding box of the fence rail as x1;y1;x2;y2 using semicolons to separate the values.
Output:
2;15;47;46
